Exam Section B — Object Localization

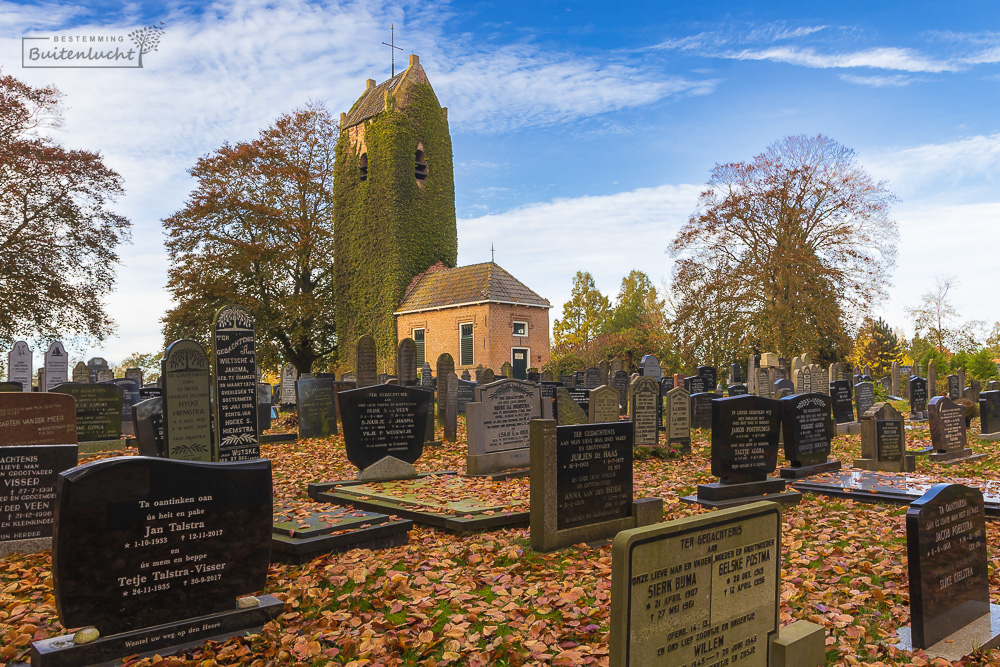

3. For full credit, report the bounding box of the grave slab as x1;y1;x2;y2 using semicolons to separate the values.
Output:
271;504;412;564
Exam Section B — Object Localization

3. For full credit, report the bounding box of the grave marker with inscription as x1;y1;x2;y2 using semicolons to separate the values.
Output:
928;396;980;463
161;340;214;462
855;381;875;418
910;376;929;420
690;392;720;430
397;338;418;386
589;384;620;424
854;403;915;472
43;341;68;392
664;386;690;453
212;305;260;462
51;383;123;443
72;362;89;384
280;363;298;408
132;397;165;458
7;341;31;391
356;335;377;388
629;376;659;447
338;385;431;477
779;393;841;478
466;379;542;475
831;380;855;424
297;378;338;439
980;391;1000;439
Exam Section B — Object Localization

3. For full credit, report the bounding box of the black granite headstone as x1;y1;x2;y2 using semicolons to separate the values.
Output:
52;457;272;635
947;375;960;400
727;384;748;396
51;383;123;442
981;391;1000;435
555;421;633;530
132;397;165;458
831;380;854;423
711;395;781;484
696;365;717;390
456;379;476;415
212;304;260;462
780;393;836;468
297;378;338;439
683;375;707;395
855;381;875;418
584;367;601;390
612;371;629;413
910;376;929;418
773;378;794;398
730;362;742;383
110;378;141;432
338;385;431;470
689;392;719;430
256;383;272;431
906;483;988;649
140;386;163;400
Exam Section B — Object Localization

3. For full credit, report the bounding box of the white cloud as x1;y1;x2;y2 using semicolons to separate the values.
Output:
838;73;912;87
457;184;703;322
722;46;957;73
865;133;1000;198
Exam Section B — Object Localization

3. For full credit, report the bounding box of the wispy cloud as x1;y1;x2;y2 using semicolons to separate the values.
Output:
865;133;1000;197
838;73;913;87
723;46;956;73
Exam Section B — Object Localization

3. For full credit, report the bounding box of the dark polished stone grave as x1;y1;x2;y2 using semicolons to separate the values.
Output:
52;456;272;635
779;393;841;478
271;504;412;564
530;420;661;552
0;381;22;392
773;378;793;398
683;375;707;395
140;386;163;400
689;391;720;430
338;384;430;475
855;381;875;419
910;376;929;420
212;304;260;461
948;374;961;400
257;383;272;431
51;382;123;443
728;383;748;396
133;397;165;457
296;378;338;439
928;396;981;463
109;378;141;437
696;365;717;389
683;395;800;508
895;484;1000;660
981;391;1000;439
456;378;476;415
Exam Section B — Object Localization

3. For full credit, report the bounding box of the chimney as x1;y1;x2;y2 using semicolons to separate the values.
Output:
366;79;375;91
340;112;347;127
409;54;419;67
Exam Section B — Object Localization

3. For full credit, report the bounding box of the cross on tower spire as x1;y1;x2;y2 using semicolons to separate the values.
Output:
382;24;403;78
491;244;495;263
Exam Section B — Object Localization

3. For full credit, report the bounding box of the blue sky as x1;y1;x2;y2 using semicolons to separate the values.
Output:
2;0;999;367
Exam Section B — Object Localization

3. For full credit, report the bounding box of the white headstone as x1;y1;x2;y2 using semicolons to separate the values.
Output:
44;341;69;392
7;341;32;391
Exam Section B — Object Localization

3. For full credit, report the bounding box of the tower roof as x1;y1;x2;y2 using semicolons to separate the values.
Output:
395;262;551;314
342;55;434;129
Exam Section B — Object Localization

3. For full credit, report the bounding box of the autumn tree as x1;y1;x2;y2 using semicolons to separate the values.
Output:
113;351;163;383
850;317;902;376
603;270;664;334
0;71;130;348
163;103;337;374
552;271;610;347
668;135;896;364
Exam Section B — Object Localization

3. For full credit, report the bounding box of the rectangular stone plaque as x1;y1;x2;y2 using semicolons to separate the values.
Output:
297;378;338;439
831;381;854;423
470;379;542;455
611;501;781;667
555;421;633;530
0;393;77;446
53;457;272;636
50;383;123;442
0;445;78;542
456;379;476;415
877;420;904;462
907;484;988;649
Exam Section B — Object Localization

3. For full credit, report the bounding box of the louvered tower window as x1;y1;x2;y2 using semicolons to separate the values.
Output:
415;149;428;181
413;328;425;365
460;323;474;366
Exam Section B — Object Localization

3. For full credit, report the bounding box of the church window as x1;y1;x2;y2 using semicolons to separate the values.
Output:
512;321;527;337
359;152;367;181
413;328;425;365
460;323;474;365
415;149;428;181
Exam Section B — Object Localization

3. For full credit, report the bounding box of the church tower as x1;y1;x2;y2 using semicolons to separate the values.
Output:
334;54;458;368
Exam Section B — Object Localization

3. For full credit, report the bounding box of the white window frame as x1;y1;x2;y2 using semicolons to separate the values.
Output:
512;320;527;337
459;322;474;366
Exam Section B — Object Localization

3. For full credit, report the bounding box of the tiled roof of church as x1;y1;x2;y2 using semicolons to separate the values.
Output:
395;262;551;313
343;72;406;128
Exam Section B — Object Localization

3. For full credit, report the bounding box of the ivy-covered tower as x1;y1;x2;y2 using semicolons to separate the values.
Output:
334;54;458;369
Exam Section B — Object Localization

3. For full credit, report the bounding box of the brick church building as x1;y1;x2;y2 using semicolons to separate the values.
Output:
334;54;550;377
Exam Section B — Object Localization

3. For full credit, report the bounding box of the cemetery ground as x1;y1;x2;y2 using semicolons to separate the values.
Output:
5;408;1000;666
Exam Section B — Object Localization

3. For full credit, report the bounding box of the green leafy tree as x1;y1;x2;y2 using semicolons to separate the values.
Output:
668;135;893;364
603;270;662;334
113;351;163;383
163;103;337;375
851;317;902;377
552;272;610;348
968;349;998;380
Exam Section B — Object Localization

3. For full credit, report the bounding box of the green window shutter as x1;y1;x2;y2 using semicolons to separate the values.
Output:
460;324;474;366
414;329;425;366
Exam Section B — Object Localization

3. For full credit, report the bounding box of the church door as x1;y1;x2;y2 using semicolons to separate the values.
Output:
512;348;529;380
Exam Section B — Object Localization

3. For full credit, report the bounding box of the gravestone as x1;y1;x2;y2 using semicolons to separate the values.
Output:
755;368;772;398
0;381;22;392
443;371;458;442
747;353;757;394
420;362;434;387
296;378;338;439
527;369;540;383
72;362;89;384
683;375;707;395
37;368;44;392
559;374;574;388
928;359;938;397
43;341;68;392
96;369;114;383
779;393;841;478
555;387;589;426
466;379;542;475
897;484;999;660
831;380;855;424
589;384;620;424
339;385;431;478
991;381;1000;391
664;386;691;453
456;378;476;415
436;353;455;426
584;367;601;390
909;376;929;420
855;381;875;418
773;378;793;399
0;393;78;556
461;368;472;381
640;354;661;380
397;338;418;386
356;335;377;388
132;397;165;457
728;384;748;396
690;392;720;430
629;376;659;446
599;360;611;386
474;364;484;383
730;362;742;384
566;386;590;414
161;339;214;462
800;367;812;394
34;457;280;665
530;420;662;552
7;341;32;391
51;383;123;443
256;383;272;431
280;363;297;408
891;361;900;397
574;371;585;387
212;305;259;462
610;358;623;375
928;396;980;463
86;357;109;384
947;374;960;400
140;385;163;400
125;367;143;385
980;391;1000;439
854;403;915;472
611;502;823;667
880;376;892;394
659;376;674;396
110;378;141;438
612;370;629;414
685;395;800;508
958;369;967;398
500;361;513;379
696;365;717;389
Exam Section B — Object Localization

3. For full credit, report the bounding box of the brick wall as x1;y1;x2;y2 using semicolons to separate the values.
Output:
396;303;549;373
